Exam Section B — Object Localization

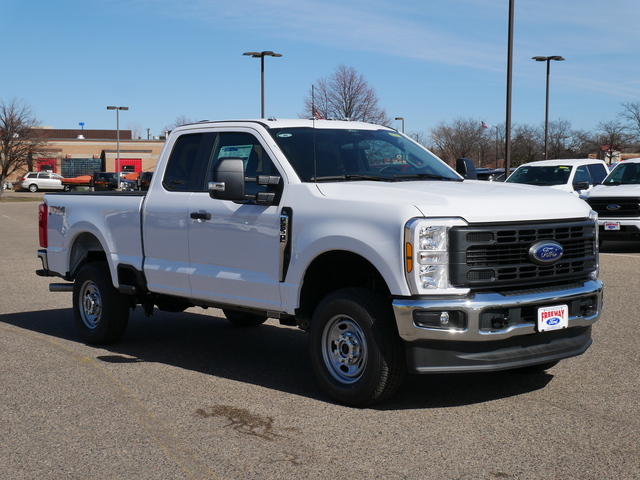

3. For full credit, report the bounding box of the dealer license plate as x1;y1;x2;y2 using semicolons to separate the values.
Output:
604;222;620;231
537;305;569;332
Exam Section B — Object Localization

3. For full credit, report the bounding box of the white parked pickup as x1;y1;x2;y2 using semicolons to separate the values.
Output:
582;157;640;243
37;119;603;406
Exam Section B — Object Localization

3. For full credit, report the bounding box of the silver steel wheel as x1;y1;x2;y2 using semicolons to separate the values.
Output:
321;314;368;384
73;262;129;345
79;280;102;330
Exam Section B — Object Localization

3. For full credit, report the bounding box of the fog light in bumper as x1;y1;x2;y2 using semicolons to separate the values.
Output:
413;310;467;330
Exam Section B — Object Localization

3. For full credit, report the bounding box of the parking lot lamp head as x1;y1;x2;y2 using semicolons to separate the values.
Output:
243;51;282;118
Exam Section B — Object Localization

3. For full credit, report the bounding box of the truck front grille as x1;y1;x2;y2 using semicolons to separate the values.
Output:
449;219;597;290
585;197;640;218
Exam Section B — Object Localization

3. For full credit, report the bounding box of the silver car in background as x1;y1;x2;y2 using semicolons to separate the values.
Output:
19;172;69;192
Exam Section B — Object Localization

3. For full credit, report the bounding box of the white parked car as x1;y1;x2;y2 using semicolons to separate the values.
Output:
505;159;609;195
20;171;69;192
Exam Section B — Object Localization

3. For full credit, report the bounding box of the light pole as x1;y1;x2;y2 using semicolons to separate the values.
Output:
395;117;405;133
107;106;129;189
505;0;514;178
532;55;565;159
243;51;282;118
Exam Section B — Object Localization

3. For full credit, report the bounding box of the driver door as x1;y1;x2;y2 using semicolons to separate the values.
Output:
187;129;285;311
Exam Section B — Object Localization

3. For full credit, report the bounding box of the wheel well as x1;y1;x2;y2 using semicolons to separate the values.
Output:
69;233;107;278
298;251;390;319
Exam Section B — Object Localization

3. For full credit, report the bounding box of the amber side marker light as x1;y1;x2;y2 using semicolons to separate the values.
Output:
405;242;413;273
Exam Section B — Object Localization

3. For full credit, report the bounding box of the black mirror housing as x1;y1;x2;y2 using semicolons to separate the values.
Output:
210;158;246;200
573;181;590;191
456;158;477;180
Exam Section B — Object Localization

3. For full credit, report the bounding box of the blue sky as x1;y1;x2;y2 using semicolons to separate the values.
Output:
3;0;639;138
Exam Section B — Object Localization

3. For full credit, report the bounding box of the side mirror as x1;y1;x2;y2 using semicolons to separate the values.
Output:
456;158;477;180
573;181;590;191
210;157;245;201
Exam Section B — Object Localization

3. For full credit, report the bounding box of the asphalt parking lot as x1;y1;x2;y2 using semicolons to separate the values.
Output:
1;199;639;480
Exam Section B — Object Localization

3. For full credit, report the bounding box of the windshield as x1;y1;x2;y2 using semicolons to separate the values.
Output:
267;127;461;182
506;165;572;186
602;162;640;185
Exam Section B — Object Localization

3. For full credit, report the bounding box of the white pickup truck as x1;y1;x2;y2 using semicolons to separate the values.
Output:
37;119;603;406
582;158;640;243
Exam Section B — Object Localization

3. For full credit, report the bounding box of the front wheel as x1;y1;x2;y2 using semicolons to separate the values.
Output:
73;262;130;345
309;288;406;407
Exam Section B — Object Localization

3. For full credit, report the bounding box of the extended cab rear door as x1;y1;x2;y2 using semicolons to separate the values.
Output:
142;132;215;298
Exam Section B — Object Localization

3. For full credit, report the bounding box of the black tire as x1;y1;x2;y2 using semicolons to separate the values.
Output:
73;262;130;345
309;288;406;407
28;184;38;193
63;185;70;192
223;309;268;327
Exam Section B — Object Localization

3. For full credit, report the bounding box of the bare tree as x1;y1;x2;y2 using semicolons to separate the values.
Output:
429;117;490;166
0;98;49;199
301;64;390;125
547;119;575;159
127;122;143;140
407;131;430;148
595;119;632;165
511;124;541;165
619;101;640;140
162;115;196;135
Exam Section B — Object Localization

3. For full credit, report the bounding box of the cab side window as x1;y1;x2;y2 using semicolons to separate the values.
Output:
163;133;214;191
574;166;591;184
587;164;607;184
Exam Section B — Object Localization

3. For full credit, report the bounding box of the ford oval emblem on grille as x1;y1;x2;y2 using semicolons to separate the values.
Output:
529;241;564;265
606;204;621;211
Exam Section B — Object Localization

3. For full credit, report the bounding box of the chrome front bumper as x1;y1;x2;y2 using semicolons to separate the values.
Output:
392;280;603;372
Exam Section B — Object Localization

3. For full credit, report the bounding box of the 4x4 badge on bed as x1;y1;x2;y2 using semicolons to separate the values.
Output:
529;241;564;265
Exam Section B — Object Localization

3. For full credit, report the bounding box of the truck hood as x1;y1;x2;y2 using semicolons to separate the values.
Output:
315;180;591;223
583;183;640;198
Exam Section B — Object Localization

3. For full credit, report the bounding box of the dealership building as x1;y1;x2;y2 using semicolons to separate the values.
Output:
27;127;165;179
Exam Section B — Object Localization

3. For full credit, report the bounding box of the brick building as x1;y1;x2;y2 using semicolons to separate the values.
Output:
28;127;165;179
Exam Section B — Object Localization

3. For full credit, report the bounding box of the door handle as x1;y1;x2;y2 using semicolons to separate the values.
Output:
190;212;212;221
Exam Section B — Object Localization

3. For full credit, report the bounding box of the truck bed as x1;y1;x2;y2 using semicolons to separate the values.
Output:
43;191;147;278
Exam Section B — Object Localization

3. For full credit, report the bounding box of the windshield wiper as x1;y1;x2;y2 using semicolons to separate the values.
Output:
394;173;461;181
311;174;397;182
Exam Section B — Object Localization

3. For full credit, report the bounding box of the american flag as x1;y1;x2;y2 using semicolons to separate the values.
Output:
481;121;488;129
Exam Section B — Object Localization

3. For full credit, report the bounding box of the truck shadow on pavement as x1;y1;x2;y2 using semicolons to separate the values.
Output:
2;307;553;410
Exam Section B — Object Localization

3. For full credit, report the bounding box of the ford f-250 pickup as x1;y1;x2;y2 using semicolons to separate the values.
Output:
582;157;640;243
37;119;604;407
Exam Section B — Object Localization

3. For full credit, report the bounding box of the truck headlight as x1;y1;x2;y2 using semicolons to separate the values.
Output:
405;218;469;295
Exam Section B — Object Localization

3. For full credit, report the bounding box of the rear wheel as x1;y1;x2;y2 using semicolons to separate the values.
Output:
28;184;38;193
223;309;268;327
309;288;406;407
73;262;130;344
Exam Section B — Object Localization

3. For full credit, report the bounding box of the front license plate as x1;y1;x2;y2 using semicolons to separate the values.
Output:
604;222;620;231
538;305;569;332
